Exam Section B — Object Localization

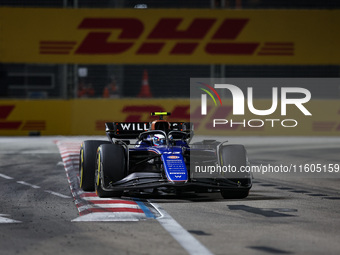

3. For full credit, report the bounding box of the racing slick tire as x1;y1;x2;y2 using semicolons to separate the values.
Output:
79;140;111;192
191;140;220;150
219;144;251;199
220;189;249;199
95;144;126;198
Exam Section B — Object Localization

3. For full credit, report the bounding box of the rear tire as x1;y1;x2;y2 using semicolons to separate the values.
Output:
79;140;110;191
219;144;251;199
95;144;126;198
191;140;220;150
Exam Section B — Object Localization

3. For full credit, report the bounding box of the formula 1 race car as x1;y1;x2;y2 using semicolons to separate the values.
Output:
79;112;252;199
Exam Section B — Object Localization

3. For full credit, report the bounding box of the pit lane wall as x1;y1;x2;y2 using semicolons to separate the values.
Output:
0;99;339;136
0;8;340;64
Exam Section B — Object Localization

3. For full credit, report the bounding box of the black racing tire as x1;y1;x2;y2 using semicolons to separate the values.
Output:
220;189;250;199
191;140;220;150
219;144;251;199
79;140;111;191
95;144;126;198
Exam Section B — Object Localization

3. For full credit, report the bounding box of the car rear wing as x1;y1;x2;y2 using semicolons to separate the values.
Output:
105;122;193;139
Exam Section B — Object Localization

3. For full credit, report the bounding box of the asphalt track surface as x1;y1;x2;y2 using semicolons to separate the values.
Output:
0;136;340;255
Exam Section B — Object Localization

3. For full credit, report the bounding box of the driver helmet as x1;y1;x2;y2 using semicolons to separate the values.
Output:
153;134;166;146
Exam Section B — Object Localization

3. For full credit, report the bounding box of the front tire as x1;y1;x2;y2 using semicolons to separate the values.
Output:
79;140;110;191
95;144;126;198
219;144;251;199
220;189;249;199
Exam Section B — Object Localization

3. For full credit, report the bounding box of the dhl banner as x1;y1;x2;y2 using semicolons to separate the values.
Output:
0;8;340;64
0;99;339;136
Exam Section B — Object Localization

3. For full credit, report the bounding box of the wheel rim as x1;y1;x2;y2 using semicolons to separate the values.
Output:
96;151;101;187
80;147;84;188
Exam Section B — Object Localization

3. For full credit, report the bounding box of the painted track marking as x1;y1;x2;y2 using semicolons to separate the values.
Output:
44;190;72;198
151;202;214;255
0;173;70;199
0;214;21;224
0;173;14;180
16;181;40;189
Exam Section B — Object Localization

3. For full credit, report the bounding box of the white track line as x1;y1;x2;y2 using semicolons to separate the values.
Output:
2;173;70;198
151;202;214;255
0;173;14;180
0;214;21;224
44;190;71;199
16;181;40;189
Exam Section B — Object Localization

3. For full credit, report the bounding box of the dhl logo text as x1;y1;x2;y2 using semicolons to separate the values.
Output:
0;105;45;131
40;18;294;56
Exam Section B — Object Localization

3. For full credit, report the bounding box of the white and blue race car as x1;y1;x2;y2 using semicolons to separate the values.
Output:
79;112;252;199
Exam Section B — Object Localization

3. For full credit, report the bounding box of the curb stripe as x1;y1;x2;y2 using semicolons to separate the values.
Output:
80;208;144;215
134;198;156;219
56;140;152;221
